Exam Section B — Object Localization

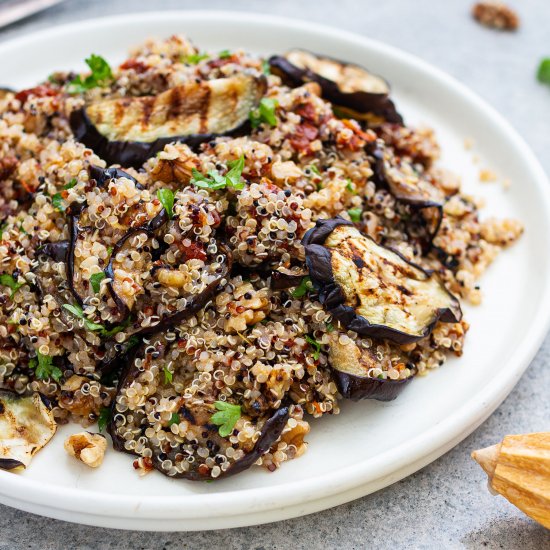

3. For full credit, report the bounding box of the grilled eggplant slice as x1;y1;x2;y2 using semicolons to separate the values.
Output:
303;218;462;344
70;73;267;167
109;335;290;481
327;332;414;401
0;391;56;471
269;50;403;124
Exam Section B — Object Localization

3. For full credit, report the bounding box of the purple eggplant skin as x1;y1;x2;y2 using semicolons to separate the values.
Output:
38;240;69;262
270;269;308;290
303;217;462;344
269;53;403;124
88;164;143;190
334;370;411;402
70;108;252;169
0;458;25;471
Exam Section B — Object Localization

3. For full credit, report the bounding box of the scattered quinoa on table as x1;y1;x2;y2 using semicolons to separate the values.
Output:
0;35;523;479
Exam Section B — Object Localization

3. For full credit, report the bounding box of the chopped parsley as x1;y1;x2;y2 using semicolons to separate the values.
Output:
305;335;322;360
346;178;356;194
308;164;321;176
64;178;78;190
106;246;113;256
52;193;66;212
0;274;23;298
326;322;335;333
163;366;173;384
210;401;241;438
261;59;271;75
63;303;104;332
292;276;312;298
181;52;209;65
190;155;245;191
348;207;362;222
30;351;62;382
127;335;140;349
157;188;175;219
168;412;180;427
219;49;232;59
0;223;6;240
249;97;278;128
97;406;111;433
90;272;106;294
68;54;113;94
537;58;550;85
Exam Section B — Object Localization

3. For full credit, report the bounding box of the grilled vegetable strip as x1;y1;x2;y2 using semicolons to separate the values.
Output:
303;218;462;343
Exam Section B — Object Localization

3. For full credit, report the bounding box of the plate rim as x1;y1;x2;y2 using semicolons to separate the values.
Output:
1;9;549;529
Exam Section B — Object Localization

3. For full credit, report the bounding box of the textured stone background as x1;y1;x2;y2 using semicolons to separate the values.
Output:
0;1;549;548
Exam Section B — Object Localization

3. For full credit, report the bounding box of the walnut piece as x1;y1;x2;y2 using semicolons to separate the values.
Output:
472;2;519;31
64;431;107;468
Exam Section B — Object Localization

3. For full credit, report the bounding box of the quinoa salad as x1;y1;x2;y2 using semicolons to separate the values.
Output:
0;36;523;480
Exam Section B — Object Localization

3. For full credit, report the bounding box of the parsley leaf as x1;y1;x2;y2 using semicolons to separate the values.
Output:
0;274;23;298
181;52;209;65
163;366;173;384
168;412;180;426
157;188;175;219
305;335;321;360
52;193;66;212
106;246;113;256
98;406;111;433
348;207;362;222
0;223;6;240
63;303;105;332
537;58;550;85
346;178;356;194
249;98;278;128
219;49;232;59
64;178;78;190
261;59;271;75
127;335;140;349
292;276;312;298
68;54;113;94
90;272;106;294
210;401;241;438
190;155;245;191
308;164;321;176
326;322;335;333
31;351;62;382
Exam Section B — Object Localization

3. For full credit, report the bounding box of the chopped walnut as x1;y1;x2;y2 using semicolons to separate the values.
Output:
64;432;107;468
224;284;270;333
271;161;303;183
472;2;519;31
149;143;201;184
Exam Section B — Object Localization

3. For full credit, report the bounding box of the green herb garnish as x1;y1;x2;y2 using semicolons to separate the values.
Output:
106;246;113;256
308;164;321;176
0;274;23;298
64;178;78;190
52;193;66;212
292;276;312;298
168;412;180;427
181;52;209;65
346;179;356;194
31;351;63;382
163;366;173;384
0;223;6;240
97;406;111;433
157;188;175;219
219;49;232;59
249;97;278;128
190;155;245;191
537;58;550;85
68;54;113;93
63;303;105;331
127;335;140;349
210;401;241;438
90;272;106;294
326;322;335;333
261;59;271;75
348;207;362;222
305;335;322;360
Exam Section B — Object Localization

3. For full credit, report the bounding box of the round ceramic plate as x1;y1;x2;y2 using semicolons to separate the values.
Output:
0;11;549;532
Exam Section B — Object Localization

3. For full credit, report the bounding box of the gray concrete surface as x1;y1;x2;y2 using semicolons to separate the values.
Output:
0;0;549;548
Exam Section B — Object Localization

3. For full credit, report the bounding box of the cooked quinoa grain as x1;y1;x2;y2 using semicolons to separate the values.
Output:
0;36;522;480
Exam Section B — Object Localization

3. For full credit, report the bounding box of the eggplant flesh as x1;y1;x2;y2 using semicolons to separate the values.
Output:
109;336;290;480
269;50;403;124
70;73;267;168
303;218;462;344
0;391;57;471
327;333;414;401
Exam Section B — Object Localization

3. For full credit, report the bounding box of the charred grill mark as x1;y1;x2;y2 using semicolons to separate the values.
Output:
197;86;211;135
140;97;155;128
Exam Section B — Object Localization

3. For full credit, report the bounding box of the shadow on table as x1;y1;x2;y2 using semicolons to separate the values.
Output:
461;516;549;550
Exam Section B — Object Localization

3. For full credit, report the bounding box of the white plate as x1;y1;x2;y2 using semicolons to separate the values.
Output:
1;11;549;531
